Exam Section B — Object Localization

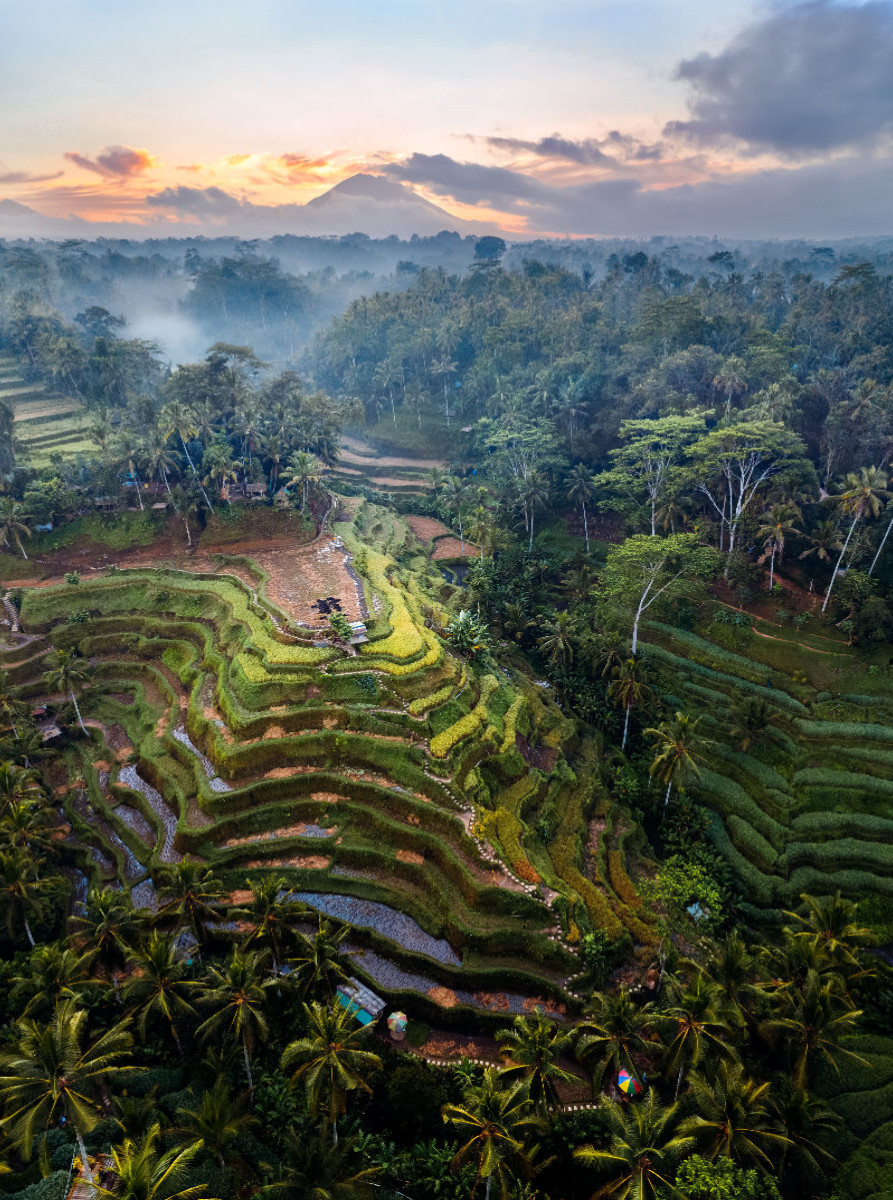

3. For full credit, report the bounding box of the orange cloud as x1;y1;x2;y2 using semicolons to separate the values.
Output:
64;145;159;179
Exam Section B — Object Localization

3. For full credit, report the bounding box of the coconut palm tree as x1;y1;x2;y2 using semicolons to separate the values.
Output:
142;436;180;498
43;647;90;736
160;401;215;512
111;433;146;512
535;611;576;667
175;1078;257;1171
0;760;44;809
241;875;302;981
575;989;650;1093
517;470;549;553
69;887;140;1002
799;518;843;568
645;712;708;807
123;931;198;1057
284;449;322;512
0;671;29;740
495;1010;580;1116
11;944;96;1019
782;891;872;977
201;441;238;505
770;1079;841;1187
647;974;738;1099
704;933;767;1027
196;948;271;1092
0;497;33;560
0;849;45;946
566;463;596;553
441;475;470;554
822;466;889;612
574;1088;693;1200
758;502;801;591
442;1069;540;1200
679;1062;790;1169
156;859;228;948
95;1123;217;1200
281;1001;381;1143
260;1130;379;1200
760;969;869;1088
286;916;351;1001
0;799;56;858
0;1001;134;1191
609;658;655;752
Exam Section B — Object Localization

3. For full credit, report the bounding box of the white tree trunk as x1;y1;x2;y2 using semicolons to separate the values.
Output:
822;515;858;612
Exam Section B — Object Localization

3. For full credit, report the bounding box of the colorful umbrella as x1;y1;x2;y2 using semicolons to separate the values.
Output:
387;1011;408;1040
617;1070;641;1096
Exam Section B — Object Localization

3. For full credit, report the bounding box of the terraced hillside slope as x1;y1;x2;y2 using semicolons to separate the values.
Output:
0;352;90;466
1;499;660;1021
641;605;893;922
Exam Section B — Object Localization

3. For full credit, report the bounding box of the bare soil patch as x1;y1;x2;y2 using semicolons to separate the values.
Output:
407;516;453;542
432;537;478;560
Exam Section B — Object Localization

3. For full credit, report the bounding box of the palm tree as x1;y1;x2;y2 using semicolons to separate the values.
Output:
0;760;44;809
196;948;271;1092
495;1010;580;1116
0;849;44;945
609;658;654;752
123;931;198;1057
70;887;140;1001
679;1062;790;1169
566;464;596;553
201;441;238;505
535;611;576;667
574;1088;693;1200
648;974;738;1098
1;799;56;858
727;697;780;753
286;916;351;1001
576;989;650;1093
175;1078;257;1170
441;475;470;554
284;449;322;512
0;670;29;740
770;1079;841;1187
0;1001;134;1190
0;497;33;560
822;466;889;612
241;875;302;981
782;891;872;977
442;1069;540;1200
645;712;708;807
281;1001;381;1142
43;647;90;736
758;502;801;591
799;518;842;568
160;401;214;513
704;933;766;1026
562;563;597;601
260;1130;379;1200
111;433;146;511
11;944;96;1018
761;968;869;1088
95;1124;217;1200
142;437;179;498
518;470;549;553
156;859;228;948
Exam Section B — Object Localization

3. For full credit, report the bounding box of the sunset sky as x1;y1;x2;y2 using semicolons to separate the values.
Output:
2;0;893;238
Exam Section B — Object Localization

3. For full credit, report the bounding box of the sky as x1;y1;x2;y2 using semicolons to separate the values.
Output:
2;0;893;239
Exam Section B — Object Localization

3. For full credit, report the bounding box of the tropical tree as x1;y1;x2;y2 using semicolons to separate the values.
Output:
495;1010;580;1115
648;974;738;1098
196;948;271;1091
822;466;889;612
241;875;302;980
535;611;576;667
798;518;842;568
95;1124;217;1200
441;475;470;553
0;849;45;946
156;860;228;948
770;1080;841;1187
11;944;96;1018
576;989;650;1093
574;1088;693;1200
281;1001;381;1142
43;647;90;736
0;497;33;560
123;932;198;1057
645;712;708;807
160;400;214;512
782;891;872;977
0;760;44;809
201;441;238;505
442;1069;540;1200
757;502;801;591
287;916;351;1002
260;1130;379;1200
679;1062;790;1169
142;436;179;498
517;470;549;553
175;1078;257;1171
566;463;596;552
0;1001;134;1190
609;658;654;752
69;887;140;1001
0;671;29;740
284;449;322;511
760;969;869;1088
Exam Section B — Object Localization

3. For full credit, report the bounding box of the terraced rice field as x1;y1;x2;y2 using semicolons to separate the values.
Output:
0;352;90;465
327;435;440;495
640;614;893;922
2;499;657;1018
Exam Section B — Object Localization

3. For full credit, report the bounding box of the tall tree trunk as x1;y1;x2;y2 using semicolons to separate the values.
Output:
528;507;534;553
664;778;673;807
582;500;590;553
869;510;893;576
71;689;88;736
75;1127;94;1191
622;697;632;751
23;912;35;947
181;433;214;513
822;514;859;612
243;1036;254;1092
15;534;28;561
768;544;776;591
